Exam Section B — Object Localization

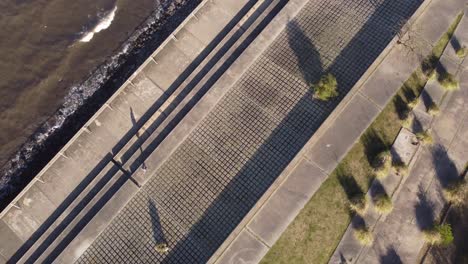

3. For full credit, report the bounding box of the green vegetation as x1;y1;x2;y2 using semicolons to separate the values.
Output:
373;193;393;214
427;102;440;116
354;227;373;246
456;46;467;58
392;161;409;177
373;151;392;179
312;74;339;101
407;97;420;109
349;195;368;215
155;243;169;253
438;71;459;90
443;179;467;206
416;130;433;145
401;113;414;129
423;224;454;246
261;13;463;264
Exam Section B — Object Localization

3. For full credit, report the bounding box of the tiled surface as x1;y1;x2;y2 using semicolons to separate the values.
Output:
78;0;424;262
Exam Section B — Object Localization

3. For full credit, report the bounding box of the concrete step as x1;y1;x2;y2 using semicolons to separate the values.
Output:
116;0;286;183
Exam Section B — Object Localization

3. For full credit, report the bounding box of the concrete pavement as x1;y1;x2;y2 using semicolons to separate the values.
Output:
330;7;468;263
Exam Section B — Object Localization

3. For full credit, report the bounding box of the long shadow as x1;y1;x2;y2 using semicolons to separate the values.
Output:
451;36;462;53
412;114;425;133
361;129;388;167
431;144;459;189
148;199;167;246
337;169;365;201
393;93;411;120
380;246;403;264
414;185;435;230
158;0;423;262
369;179;388;200
420;89;435;111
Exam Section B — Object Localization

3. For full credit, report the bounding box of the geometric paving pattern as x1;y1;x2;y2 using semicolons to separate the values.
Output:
77;0;423;262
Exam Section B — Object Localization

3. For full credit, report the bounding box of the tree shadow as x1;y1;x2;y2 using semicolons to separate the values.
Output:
393;94;411;120
369;179;388;200
380;246;403;264
337;168;365;201
411;114;424;133
420;89;435;112
431;144;459;189
361;129;388;168
451;36;462;53
414;185;435;230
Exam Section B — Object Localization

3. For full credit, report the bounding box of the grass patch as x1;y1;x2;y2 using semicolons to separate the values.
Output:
416;130;433;145
312;74;339;101
456;46;467;58
443;179;467;206
354;227;374;246
423;223;454;246
374;193;393;214
373;151;392;179
349;194;368;215
401;113;414;129
260;13;463;264
392;161;409;177
427;102;440;116
438;71;460;90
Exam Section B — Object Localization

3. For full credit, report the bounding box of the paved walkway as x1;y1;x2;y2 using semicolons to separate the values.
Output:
77;0;425;263
330;8;468;263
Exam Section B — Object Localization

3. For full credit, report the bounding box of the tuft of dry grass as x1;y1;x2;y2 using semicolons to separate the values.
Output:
392;161;409;177
443;179;467;206
349;195;368;215
416;130;433;145
401;113;414;129
373;151;392;179
374;193;393;214
427;102;440;116
438;72;460;90
354;227;374;246
456;46;467;58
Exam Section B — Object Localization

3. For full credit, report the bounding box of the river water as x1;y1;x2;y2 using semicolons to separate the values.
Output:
0;0;198;206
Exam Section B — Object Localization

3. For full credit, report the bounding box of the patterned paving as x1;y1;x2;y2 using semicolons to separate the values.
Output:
77;0;423;262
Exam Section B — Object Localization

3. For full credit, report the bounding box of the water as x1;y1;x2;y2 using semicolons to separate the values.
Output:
0;0;198;206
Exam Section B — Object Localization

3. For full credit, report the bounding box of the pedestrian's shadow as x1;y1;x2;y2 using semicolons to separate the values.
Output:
148;199;167;246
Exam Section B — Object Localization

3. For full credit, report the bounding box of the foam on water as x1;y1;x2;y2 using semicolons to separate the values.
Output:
80;6;118;42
